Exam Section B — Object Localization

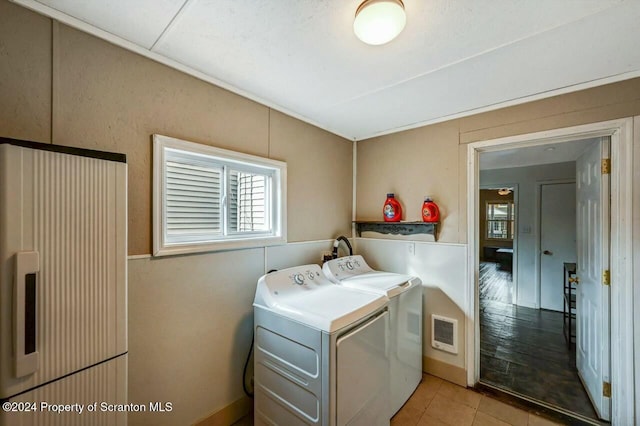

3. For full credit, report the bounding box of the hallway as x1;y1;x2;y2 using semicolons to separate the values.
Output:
479;263;599;422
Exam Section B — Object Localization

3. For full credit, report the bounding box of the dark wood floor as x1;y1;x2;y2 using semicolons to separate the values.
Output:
479;260;513;304
479;262;599;422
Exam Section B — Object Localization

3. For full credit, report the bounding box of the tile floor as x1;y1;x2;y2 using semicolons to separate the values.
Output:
236;374;565;426
390;374;562;426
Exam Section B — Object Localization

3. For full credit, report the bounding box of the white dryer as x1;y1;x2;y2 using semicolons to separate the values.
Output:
253;264;390;426
323;255;423;416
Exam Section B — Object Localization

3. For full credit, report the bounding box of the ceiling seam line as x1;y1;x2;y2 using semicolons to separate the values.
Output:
329;4;627;108
150;0;195;51
355;70;640;141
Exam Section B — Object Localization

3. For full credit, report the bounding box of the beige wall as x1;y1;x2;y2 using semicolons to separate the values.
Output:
0;1;51;143
358;77;640;245
54;24;352;255
269;110;353;242
356;122;460;241
128;251;263;426
0;0;352;256
0;1;352;424
357;77;640;382
4;0;640;418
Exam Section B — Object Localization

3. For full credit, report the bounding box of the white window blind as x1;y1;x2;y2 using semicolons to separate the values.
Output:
228;170;269;233
165;155;223;239
153;135;286;256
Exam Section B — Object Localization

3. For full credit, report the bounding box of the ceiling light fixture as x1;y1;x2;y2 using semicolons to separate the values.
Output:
497;188;512;196
353;0;406;45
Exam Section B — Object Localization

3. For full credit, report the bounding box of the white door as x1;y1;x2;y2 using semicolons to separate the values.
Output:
576;138;611;420
540;183;576;311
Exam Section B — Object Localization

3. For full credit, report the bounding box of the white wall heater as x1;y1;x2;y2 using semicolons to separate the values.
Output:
431;314;458;354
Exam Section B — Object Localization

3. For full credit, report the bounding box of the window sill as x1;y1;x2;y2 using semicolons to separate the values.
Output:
153;235;287;257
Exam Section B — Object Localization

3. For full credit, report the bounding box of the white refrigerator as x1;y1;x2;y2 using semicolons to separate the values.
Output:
0;138;128;425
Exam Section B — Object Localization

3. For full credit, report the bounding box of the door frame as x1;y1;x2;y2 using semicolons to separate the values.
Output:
536;179;576;310
479;183;519;305
465;118;634;423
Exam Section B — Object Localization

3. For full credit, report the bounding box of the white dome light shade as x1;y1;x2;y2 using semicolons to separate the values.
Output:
354;0;406;46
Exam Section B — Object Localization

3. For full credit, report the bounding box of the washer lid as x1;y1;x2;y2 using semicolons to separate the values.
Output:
322;255;422;298
337;272;421;298
254;264;386;333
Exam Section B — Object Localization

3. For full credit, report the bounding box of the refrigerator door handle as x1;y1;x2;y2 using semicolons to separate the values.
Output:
14;251;40;378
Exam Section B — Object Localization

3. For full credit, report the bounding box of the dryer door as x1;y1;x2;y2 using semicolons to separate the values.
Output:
336;310;389;426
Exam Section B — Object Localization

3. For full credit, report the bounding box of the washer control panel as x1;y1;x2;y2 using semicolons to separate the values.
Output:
322;255;374;281
290;270;319;286
257;265;329;304
258;265;333;297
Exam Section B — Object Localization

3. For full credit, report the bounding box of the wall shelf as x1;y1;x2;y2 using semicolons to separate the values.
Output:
354;221;439;240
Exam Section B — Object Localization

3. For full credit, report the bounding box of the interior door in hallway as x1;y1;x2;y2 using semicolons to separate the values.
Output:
576;137;610;421
540;182;576;312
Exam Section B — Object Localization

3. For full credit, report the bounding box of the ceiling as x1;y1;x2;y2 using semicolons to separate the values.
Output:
479;137;598;170
13;0;640;141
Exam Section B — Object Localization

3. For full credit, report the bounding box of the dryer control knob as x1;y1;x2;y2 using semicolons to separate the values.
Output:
307;271;315;280
293;273;305;285
346;261;354;270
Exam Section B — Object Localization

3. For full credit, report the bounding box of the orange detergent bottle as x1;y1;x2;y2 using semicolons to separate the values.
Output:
383;193;402;222
422;196;440;223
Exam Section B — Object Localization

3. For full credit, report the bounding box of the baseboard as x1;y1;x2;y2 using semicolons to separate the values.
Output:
423;356;467;387
193;396;252;426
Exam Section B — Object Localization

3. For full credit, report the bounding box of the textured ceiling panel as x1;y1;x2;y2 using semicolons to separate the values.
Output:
154;0;624;106
480;138;599;170
35;0;187;48
21;0;640;139
319;1;640;138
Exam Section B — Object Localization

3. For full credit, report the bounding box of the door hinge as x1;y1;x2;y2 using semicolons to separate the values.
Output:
603;381;611;397
601;158;611;174
603;270;610;286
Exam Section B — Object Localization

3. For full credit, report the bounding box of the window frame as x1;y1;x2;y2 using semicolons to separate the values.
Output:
153;134;287;256
485;201;515;240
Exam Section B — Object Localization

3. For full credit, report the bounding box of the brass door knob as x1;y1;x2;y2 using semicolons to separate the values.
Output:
569;276;580;285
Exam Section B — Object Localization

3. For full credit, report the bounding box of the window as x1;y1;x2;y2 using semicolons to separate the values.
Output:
486;201;514;240
153;134;286;256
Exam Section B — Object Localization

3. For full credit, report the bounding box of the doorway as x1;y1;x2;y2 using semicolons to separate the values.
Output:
466;118;635;425
478;155;596;419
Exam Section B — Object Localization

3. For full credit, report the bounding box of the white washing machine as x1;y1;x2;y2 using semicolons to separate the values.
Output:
323;255;423;416
253;264;390;426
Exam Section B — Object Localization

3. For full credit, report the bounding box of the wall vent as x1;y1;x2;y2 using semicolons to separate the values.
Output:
431;315;458;354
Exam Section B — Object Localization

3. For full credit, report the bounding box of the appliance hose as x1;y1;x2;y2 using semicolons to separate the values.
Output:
243;269;278;398
242;335;254;398
332;236;353;259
